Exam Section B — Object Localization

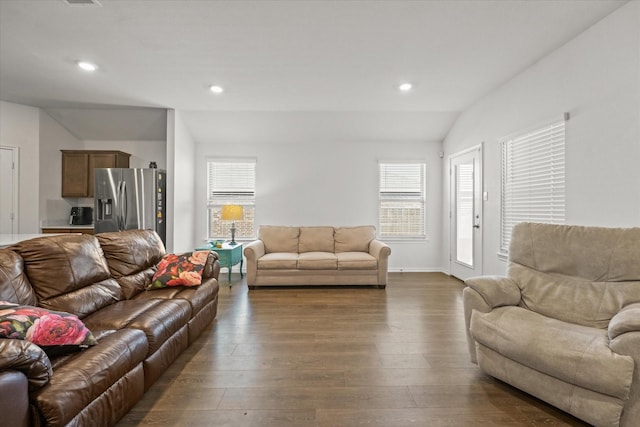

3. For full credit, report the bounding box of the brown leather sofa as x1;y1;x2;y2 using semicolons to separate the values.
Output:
0;229;220;427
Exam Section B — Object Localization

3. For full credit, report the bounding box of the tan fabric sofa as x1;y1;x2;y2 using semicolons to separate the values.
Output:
243;225;391;288
463;222;640;427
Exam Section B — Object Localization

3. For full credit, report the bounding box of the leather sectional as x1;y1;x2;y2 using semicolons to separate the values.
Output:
0;229;220;427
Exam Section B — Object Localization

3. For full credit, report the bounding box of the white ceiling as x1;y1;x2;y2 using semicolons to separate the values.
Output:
0;0;627;141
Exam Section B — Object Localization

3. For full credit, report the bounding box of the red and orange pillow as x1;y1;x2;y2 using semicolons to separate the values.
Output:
0;301;98;356
148;250;210;289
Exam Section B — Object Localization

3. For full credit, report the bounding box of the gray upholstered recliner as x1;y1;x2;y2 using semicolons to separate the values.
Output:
463;222;640;427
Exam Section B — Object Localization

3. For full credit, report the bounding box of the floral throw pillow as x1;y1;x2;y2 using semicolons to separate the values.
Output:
0;301;98;357
149;250;210;289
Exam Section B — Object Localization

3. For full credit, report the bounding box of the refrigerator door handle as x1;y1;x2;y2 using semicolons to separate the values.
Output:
117;181;124;231
122;181;128;230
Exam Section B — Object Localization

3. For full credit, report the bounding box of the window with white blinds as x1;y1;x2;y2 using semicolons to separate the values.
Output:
206;159;256;239
500;119;566;253
379;162;426;238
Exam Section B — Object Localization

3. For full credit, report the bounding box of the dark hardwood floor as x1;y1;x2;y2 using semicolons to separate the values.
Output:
117;272;588;426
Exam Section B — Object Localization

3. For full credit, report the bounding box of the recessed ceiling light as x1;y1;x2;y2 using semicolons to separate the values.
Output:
398;83;413;92
209;85;224;94
77;61;97;72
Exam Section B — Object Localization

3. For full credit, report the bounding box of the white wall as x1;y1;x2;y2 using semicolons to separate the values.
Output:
39;110;83;224
0;101;40;233
168;109;197;253
195;124;443;271
442;2;640;276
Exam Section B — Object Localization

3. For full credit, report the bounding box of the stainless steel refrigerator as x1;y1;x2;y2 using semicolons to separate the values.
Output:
94;168;166;245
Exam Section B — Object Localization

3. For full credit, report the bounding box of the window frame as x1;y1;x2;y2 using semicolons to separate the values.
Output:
378;161;427;240
206;158;257;241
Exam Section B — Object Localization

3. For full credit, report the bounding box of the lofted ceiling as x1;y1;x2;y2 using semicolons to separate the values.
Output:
0;0;628;142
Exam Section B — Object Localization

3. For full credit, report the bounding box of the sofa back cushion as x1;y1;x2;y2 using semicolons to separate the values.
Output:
0;249;38;306
97;229;166;299
11;234;122;318
508;222;640;329
259;226;300;253
299;227;335;253
335;226;376;253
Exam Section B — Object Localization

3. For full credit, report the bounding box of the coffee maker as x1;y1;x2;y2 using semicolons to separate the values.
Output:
69;207;93;225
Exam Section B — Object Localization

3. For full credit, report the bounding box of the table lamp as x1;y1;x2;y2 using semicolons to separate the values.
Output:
220;205;244;245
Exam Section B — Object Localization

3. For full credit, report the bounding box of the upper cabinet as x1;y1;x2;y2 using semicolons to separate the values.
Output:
61;150;130;197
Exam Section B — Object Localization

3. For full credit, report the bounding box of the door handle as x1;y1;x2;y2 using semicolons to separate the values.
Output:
121;181;128;230
473;214;480;229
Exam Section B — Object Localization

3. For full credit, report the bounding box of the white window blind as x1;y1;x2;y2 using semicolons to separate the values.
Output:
207;159;256;239
500;119;565;253
379;162;426;238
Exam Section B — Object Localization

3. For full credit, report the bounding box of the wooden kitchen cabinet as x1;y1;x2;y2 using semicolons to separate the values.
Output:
61;150;130;197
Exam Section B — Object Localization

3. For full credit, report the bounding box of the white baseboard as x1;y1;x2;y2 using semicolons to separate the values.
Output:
388;268;449;274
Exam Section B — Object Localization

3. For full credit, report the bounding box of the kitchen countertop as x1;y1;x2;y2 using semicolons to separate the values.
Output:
41;224;94;229
0;233;65;247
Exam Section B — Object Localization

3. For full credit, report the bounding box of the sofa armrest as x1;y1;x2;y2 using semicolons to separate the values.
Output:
462;276;520;364
609;324;640;426
609;302;640;340
243;240;266;286
0;370;30;427
0;339;52;391
202;251;220;281
244;240;265;260
369;240;391;286
464;275;521;309
369;239;391;259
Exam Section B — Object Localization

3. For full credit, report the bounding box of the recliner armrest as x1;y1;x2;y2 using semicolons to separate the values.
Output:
609;302;640;340
464;276;521;308
0;339;52;391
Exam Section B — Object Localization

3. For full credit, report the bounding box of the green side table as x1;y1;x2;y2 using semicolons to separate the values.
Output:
210;242;243;285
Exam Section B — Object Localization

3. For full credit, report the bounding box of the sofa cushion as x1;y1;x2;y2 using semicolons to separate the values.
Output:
335;226;376;253
299;227;335;253
10;234;123;318
97;229;166;298
470;306;634;400
97;229;166;277
508;223;640;329
257;253;298;270
510;264;640;329
11;234;112;299
259;226;300;253
134;279;219;317
0;301;98;357
83;299;191;356
298;252;337;270
149;250;210;289
32;328;148;427
336;252;377;270
0;249;38;306
509;223;640;281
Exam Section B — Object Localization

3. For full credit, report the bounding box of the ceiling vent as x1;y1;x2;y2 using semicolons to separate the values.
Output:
63;0;102;6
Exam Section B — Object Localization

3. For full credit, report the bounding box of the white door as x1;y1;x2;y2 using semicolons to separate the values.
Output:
0;146;19;234
449;144;483;280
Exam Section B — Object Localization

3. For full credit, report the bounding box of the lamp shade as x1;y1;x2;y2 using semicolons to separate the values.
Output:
220;205;244;221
